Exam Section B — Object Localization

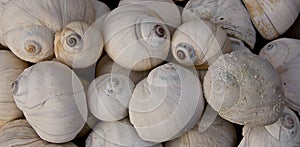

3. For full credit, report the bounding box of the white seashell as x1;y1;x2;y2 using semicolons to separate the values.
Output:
12;61;87;143
242;0;300;40
0;50;28;127
171;20;232;69
92;0;111;19
0;119;77;147
54;21;104;68
129;63;205;142
87;73;135;121
96;55;149;84
86;118;162;147
203;51;285;125
102;5;171;71
239;107;300;147
182;0;256;49
259;38;300;114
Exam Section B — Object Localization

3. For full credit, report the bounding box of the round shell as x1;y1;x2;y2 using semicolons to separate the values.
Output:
102;5;171;71
87;73;135;121
129;63;205;142
171;20;232;69
242;0;300;40
0;50;28;127
12;61;87;143
259;38;300;114
239;107;300;147
182;0;256;49
165;115;237;147
0;119;76;147
96;54;149;84
0;0;95;63
92;0;110;19
203;51;284;125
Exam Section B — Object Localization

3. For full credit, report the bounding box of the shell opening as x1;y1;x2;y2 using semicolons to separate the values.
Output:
266;44;274;50
281;113;295;129
105;77;120;95
177;50;186;60
66;33;82;48
24;41;41;55
11;81;18;95
175;43;196;61
154;25;165;37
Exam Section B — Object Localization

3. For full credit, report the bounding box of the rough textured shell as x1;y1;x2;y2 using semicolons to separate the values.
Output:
171;20;232;69
0;0;95;62
242;0;300;40
129;63;205;142
203;51;284;125
165;114;237;147
0;50;28;127
87;73;135;121
85;118;162;147
96;55;149;84
102;5;171;71
54;21;104;68
259;38;300;114
239;107;300;147
182;0;256;49
12;61;87;143
0;119;77;147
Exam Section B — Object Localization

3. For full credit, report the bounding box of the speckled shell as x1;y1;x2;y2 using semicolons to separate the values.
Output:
239;107;300;147
85;118;162;147
203;51;284;125
12;61;87;143
259;38;300;114
102;5;171;71
242;0;300;40
0;119;77;147
0;50;28;127
165;114;237;147
171;20;232;69
0;0;95;63
129;63;205;142
54;21;104;68
87;73;135;121
182;0;256;49
96;55;149;84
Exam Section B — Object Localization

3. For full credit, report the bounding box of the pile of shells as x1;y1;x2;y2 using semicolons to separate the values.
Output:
0;0;299;146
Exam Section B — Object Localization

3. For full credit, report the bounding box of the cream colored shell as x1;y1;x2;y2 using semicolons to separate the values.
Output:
0;119;77;147
182;0;256;49
102;5;171;71
86;118;162;147
203;51;284;125
0;0;95;63
259;38;300;114
87;73;135;121
239;107;300;147
54;21;104;68
242;0;300;40
0;50;28;127
12;61;87;143
129;63;205;142
171;20;232;69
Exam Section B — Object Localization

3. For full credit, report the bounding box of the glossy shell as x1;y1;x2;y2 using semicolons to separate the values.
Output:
171;20;232;69
203;51;284;125
182;0;256;49
102;5;171;71
12;61;87;143
129;63;205;142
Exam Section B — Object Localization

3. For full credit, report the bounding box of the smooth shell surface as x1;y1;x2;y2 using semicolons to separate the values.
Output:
0;119;77;147
182;0;256;49
239;107;300;147
87;73;135;121
102;5;171;71
85;118;162;147
12;61;87;143
259;38;300;114
129;63;204;142
0;50;28;127
54;21;104;68
203;51;284;125
242;0;300;40
171;20;232;69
